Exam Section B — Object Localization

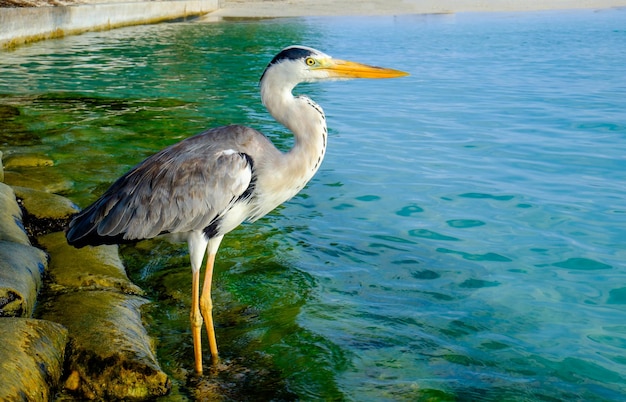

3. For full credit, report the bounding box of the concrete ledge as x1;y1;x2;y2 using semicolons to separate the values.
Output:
0;0;219;49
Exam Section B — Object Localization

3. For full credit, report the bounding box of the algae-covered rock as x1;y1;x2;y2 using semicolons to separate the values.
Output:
13;185;80;221
3;153;54;168
3;167;73;194
38;232;144;295
0;150;4;182
0;241;46;317
40;291;171;400
0;182;30;245
0;318;68;402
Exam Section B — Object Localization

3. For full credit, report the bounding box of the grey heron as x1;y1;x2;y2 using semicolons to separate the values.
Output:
66;45;408;374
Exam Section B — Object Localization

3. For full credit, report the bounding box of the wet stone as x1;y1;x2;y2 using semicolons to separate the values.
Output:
0;318;68;402
0;241;46;317
0;182;30;245
2;153;54;168
36;232;168;399
37;231;144;295
13;186;80;220
2;167;74;194
39;291;171;400
14;186;80;238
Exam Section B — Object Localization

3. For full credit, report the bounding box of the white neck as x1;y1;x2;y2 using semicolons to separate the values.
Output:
260;67;328;191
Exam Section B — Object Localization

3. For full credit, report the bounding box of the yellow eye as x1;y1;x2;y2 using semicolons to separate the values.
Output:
305;57;316;66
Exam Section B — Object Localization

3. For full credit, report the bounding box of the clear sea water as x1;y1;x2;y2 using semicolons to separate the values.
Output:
1;8;626;401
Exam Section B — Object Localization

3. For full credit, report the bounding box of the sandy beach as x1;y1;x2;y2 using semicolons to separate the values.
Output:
212;0;626;18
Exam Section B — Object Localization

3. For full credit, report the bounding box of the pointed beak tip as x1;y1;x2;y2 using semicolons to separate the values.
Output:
324;59;409;79
392;69;410;78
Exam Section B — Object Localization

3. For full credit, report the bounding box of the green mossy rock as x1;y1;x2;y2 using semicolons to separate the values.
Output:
0;318;68;402
0;182;30;245
13;186;80;221
40;291;171;400
3;153;54;168
0;241;46;317
38;232;143;295
3;168;73;194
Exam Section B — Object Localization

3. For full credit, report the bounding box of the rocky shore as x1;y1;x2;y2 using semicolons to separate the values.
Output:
0;151;173;399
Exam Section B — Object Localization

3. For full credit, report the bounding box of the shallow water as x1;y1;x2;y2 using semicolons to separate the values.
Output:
2;8;626;401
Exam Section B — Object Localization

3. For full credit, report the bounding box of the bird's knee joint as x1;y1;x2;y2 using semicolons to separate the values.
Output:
190;310;203;328
200;297;213;314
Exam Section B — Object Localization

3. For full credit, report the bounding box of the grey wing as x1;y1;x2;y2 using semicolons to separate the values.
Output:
66;136;253;247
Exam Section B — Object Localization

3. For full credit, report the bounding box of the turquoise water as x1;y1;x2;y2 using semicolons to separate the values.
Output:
2;8;626;400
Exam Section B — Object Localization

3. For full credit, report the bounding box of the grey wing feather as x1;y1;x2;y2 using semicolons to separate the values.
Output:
66;126;257;247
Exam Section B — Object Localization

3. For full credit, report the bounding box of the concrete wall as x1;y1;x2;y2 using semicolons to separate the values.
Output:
0;0;220;49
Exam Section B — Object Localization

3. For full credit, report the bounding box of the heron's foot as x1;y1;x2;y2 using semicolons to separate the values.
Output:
210;352;220;366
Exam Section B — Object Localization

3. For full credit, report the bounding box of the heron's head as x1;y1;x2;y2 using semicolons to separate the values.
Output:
260;45;408;87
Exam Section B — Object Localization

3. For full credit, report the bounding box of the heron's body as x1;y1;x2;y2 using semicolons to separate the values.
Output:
66;45;407;374
67;123;320;246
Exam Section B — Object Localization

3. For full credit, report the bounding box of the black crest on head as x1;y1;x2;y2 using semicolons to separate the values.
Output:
260;46;316;82
268;46;315;66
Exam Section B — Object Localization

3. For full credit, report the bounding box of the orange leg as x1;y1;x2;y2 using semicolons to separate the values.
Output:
191;269;204;374
200;252;219;364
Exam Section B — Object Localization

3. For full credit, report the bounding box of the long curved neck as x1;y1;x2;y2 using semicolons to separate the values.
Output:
260;76;328;186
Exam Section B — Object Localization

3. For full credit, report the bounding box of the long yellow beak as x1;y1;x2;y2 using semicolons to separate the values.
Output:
319;59;409;79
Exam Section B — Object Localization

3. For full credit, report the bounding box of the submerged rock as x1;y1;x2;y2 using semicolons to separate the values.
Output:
40;291;171;400
3;153;54;168
3;167;73;194
0;241;46;317
38;232;143;295
0;105;20;119
0;318;68;402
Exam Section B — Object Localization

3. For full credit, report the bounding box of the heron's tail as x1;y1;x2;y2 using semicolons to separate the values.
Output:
65;205;131;248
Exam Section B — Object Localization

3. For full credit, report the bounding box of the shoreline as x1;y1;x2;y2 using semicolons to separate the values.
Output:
212;0;626;18
1;1;626;49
